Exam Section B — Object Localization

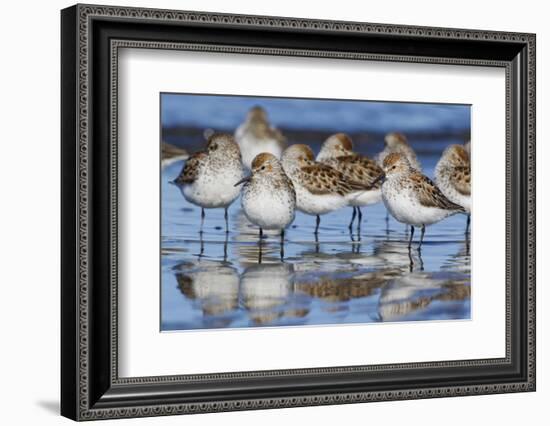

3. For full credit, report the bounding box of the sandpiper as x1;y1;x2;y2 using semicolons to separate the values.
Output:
235;153;296;259
435;144;471;232
375;132;421;228
281;144;369;235
317;133;384;232
376;132;422;171
235;106;286;170
172;133;244;233
375;152;465;249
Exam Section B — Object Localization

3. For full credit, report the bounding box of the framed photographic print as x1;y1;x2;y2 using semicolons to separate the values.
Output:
61;3;536;421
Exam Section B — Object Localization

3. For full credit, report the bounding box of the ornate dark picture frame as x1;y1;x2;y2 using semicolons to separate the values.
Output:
61;3;536;421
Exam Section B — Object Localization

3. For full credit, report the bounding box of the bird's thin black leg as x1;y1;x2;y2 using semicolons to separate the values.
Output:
198;232;205;260
224;207;229;234
199;208;205;234
223;232;228;263
314;228;320;253
258;227;263;264
418;225;426;251
280;229;285;261
348;207;357;233
351;232;361;254
356;207;363;234
417;249;424;271
408;225;415;249
314;215;321;235
465;214;471;235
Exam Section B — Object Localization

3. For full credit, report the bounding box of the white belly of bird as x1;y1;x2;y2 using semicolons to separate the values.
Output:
238;135;283;170
382;185;455;227
347;188;382;207
242;187;295;230
294;184;347;216
182;168;243;209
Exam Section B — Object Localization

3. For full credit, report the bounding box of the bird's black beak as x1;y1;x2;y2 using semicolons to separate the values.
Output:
234;175;251;187
369;172;385;189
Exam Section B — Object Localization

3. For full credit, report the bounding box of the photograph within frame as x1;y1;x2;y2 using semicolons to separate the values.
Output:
160;93;472;332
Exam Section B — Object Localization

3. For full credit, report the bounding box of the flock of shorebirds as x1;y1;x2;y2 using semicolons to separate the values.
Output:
170;106;471;256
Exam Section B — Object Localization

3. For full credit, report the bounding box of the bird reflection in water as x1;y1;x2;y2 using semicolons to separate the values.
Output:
296;272;387;318
174;261;239;327
441;237;471;274
378;273;470;322
372;239;424;273
234;215;287;264
195;231;230;262
349;231;362;254
240;263;305;326
408;248;424;272
169;236;469;328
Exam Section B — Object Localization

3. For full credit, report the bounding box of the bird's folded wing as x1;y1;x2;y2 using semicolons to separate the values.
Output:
331;155;384;188
174;151;206;184
411;172;465;211
300;163;368;196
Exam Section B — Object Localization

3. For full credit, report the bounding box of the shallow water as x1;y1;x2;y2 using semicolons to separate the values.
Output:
160;141;471;331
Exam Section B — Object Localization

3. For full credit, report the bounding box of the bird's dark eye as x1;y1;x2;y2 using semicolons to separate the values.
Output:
210;143;218;151
392;166;396;170
261;166;266;171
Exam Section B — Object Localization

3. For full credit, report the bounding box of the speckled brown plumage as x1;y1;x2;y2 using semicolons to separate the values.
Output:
408;171;465;211
299;161;369;196
450;166;471;196
434;144;471;213
174;151;207;184
250;120;286;143
323;154;384;189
